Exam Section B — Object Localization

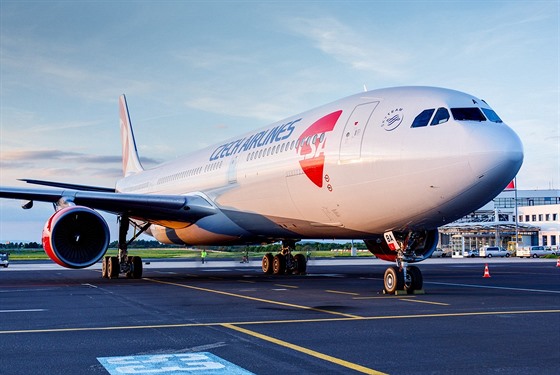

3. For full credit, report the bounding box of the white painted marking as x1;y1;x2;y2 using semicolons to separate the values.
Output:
98;352;254;374
0;309;47;313
428;281;560;294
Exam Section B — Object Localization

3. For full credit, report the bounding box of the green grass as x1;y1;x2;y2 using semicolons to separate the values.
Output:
5;248;375;261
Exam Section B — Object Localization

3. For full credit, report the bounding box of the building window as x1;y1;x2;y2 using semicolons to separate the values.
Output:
532;215;537;222
519;215;523;222
554;214;558;221
542;235;548;246
546;214;550;221
552;236;557;246
525;215;530;222
538;214;543;221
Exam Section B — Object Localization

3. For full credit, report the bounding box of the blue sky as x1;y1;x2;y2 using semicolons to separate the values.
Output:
1;0;558;242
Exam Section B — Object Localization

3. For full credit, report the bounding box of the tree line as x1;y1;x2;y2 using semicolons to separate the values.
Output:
0;240;367;252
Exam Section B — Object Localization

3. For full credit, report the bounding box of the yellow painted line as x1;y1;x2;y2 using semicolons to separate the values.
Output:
1;309;558;335
398;299;450;306
222;323;387;375
326;290;360;296
144;278;362;319
274;284;299;289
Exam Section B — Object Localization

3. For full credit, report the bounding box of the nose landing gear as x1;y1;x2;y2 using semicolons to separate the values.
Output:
382;231;425;295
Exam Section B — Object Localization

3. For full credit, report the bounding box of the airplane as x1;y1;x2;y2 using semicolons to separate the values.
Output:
0;86;523;294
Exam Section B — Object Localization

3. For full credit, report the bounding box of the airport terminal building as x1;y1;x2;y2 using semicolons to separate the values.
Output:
439;189;560;254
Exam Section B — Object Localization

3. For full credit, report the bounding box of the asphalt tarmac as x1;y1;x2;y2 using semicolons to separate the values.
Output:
1;257;559;374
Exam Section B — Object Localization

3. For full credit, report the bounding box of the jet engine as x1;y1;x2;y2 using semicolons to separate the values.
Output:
42;206;110;269
364;229;439;262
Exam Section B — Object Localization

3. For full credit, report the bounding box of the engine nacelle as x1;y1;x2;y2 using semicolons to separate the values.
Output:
364;229;439;262
42;206;110;269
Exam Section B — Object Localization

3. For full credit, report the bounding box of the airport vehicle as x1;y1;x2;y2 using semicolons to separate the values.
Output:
517;246;552;258
479;246;510;258
0;252;8;268
431;248;444;258
0;86;523;293
466;249;479;258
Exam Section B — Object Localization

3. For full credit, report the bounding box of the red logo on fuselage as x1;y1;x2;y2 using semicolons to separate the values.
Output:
296;110;342;187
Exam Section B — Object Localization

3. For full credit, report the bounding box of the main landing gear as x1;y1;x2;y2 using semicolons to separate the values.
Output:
261;240;307;275
101;215;151;279
382;231;424;295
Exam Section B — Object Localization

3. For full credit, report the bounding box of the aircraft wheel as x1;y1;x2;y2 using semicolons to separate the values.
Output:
406;265;423;292
272;254;285;275
294;253;307;275
101;256;109;278
108;256;119;279
262;253;273;274
131;256;143;279
384;266;404;294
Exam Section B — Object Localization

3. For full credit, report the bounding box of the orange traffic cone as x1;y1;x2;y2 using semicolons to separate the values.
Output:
483;264;491;278
556;258;560;267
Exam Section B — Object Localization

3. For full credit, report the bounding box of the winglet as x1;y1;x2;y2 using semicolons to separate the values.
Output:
119;95;144;177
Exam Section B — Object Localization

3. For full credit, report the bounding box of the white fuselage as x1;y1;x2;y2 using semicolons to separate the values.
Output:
115;87;523;245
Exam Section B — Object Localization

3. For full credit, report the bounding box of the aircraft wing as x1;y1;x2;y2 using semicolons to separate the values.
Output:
18;178;116;193
0;186;216;223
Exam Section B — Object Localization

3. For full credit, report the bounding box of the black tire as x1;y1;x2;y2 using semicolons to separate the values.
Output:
532;254;538;258
488;254;492;258
131;256;143;279
294;253;307;275
101;256;109;278
407;266;423;292
262;253;273;274
384;266;404;294
272;254;286;275
108;256;119;279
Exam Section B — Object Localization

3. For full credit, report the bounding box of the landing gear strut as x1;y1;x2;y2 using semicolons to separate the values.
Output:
261;240;307;275
101;216;151;279
382;231;424;294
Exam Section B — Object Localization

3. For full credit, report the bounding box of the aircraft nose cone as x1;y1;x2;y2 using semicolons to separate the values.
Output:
468;124;524;189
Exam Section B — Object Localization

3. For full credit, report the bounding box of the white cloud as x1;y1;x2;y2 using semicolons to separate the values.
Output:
285;16;409;79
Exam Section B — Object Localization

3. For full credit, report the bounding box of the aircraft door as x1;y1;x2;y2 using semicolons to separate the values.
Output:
339;102;379;163
228;156;238;184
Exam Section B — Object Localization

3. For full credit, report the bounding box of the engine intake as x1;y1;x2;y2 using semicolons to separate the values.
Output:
42;206;110;269
364;229;439;262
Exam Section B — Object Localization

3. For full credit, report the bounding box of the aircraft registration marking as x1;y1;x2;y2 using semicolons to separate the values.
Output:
98;352;253;375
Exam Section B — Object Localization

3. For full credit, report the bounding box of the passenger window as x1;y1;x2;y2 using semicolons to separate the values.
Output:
450;108;486;122
430;108;450;125
411;109;435;128
481;108;503;123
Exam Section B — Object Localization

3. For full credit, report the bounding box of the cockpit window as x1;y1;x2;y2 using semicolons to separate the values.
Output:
430;107;450;125
450;107;486;122
481;108;503;123
411;109;435;128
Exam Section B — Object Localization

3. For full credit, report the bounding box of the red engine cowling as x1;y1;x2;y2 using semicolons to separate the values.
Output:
42;206;110;269
364;229;439;262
